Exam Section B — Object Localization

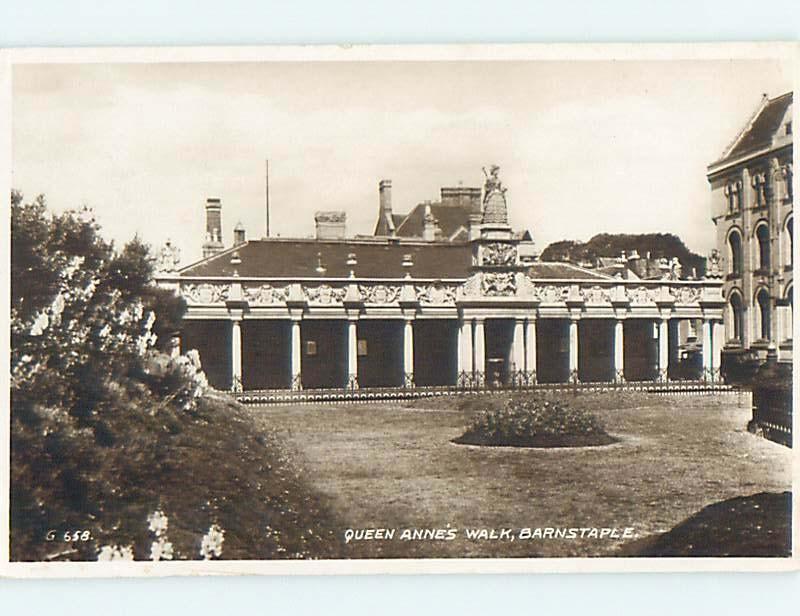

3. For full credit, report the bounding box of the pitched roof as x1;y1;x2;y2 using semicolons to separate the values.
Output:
179;239;474;279
179;240;615;281
712;92;793;168
527;262;614;280
394;203;471;239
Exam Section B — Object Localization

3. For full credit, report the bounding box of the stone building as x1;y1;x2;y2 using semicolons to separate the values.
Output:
707;92;793;363
157;166;726;396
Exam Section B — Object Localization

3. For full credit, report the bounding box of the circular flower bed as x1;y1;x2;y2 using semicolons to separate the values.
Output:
453;396;616;448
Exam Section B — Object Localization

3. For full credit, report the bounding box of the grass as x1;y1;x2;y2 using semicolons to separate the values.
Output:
248;391;792;558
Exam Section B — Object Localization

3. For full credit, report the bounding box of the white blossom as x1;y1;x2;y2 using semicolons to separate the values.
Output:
149;537;174;561
200;524;225;560
30;311;49;336
147;509;169;536
97;544;134;561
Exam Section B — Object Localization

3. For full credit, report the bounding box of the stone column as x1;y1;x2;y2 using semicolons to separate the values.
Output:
613;319;625;383
458;318;474;384
347;317;358;389
290;317;302;390
474;318;486;386
524;318;537;383
712;320;725;380
230;317;242;392
657;317;669;382
512;318;525;384
702;318;713;381
403;317;414;387
568;317;579;383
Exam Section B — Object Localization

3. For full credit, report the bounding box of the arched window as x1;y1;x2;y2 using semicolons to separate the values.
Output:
729;291;744;343
728;230;743;276
786;216;793;268
755;222;770;271
756;288;771;341
786;285;794;342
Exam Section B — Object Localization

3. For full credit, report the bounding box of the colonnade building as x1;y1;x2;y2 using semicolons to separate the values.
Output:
157;166;726;395
708;92;793;364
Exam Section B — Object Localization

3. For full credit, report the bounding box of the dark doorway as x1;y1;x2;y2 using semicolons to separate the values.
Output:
182;319;231;390
578;319;614;382
413;320;458;386
301;320;347;389
241;320;290;390
536;319;570;383
357;320;404;387
624;319;657;381
485;319;514;386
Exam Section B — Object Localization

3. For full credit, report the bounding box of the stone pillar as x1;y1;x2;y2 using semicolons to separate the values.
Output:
524;318;537;383
568;317;579;383
613;319;625;383
403;318;414;387
657;317;669;382
702;318;713;381
347;317;358;389
458;318;474;383
290;317;302;390
474;318;486;386
712;320;725;380
512;318;525;383
230;317;242;392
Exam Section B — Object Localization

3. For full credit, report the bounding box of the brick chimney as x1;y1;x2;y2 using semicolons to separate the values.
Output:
202;198;225;259
315;211;347;240
375;179;395;236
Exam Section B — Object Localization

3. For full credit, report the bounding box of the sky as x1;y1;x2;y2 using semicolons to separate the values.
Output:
12;59;794;265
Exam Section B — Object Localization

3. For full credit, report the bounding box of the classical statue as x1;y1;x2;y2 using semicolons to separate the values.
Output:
482;164;506;196
706;248;723;279
156;239;181;273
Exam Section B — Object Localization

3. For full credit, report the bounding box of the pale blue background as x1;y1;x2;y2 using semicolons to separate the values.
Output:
1;0;799;613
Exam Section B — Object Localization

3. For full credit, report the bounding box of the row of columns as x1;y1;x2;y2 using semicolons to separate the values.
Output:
227;315;724;391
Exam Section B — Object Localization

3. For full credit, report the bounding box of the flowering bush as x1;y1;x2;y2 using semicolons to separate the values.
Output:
11;192;343;562
454;396;616;448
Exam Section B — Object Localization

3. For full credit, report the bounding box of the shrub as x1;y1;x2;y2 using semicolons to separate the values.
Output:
453;396;616;448
10;192;343;561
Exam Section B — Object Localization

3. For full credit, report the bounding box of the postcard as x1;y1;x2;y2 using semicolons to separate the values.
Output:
0;43;797;577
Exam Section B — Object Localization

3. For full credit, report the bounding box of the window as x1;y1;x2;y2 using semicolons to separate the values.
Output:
786;121;792;136
755;223;770;271
728;230;743;276
787;217;794;267
729;292;744;342
725;181;741;213
357;339;368;356
756;288;771;341
305;340;317;356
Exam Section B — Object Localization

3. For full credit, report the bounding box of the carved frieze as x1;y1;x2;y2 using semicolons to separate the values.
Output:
304;284;348;304
629;286;657;305
579;285;613;304
481;272;516;297
243;283;290;305
670;286;703;305
416;282;458;305
533;285;570;304
481;242;517;267
182;283;230;305
359;284;401;304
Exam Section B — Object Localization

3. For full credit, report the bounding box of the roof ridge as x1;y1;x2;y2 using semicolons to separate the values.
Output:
717;93;770;164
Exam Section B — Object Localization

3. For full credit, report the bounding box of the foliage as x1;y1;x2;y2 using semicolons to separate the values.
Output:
540;232;706;277
10;192;342;561
453;395;615;448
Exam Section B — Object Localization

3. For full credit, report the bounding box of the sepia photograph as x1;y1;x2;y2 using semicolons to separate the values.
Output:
1;44;796;575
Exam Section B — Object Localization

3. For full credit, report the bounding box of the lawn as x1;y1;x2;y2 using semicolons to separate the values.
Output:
247;391;792;558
